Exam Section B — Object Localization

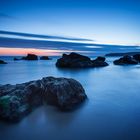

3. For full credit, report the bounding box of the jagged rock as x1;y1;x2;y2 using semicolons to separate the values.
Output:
113;55;138;65
133;54;140;62
0;60;7;64
56;52;108;68
40;56;51;60
22;54;38;60
0;77;87;122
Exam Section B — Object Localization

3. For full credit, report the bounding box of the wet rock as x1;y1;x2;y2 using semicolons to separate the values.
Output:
113;55;138;65
92;56;109;67
22;54;38;60
0;80;44;122
0;60;7;64
0;77;87;122
43;77;87;110
40;56;51;60
56;52;108;68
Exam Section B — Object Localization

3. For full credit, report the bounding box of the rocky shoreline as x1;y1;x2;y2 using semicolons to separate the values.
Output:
0;77;87;122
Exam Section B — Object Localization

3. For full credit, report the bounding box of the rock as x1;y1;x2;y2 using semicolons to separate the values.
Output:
0;60;7;64
0;77;87;122
133;54;140;62
56;52;108;68
92;56;108;67
113;55;138;65
14;58;20;61
0;80;44;122
22;54;38;60
42;77;87;110
40;56;51;60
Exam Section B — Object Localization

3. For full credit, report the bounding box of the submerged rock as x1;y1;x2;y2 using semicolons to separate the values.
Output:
113;55;138;65
14;58;20;61
22;54;38;60
0;77;87;122
40;56;51;60
0;60;7;64
56;52;108;68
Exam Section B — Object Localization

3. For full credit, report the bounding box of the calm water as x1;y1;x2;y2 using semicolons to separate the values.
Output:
0;56;140;140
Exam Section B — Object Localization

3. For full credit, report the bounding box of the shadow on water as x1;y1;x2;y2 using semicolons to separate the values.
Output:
41;99;88;126
0;99;88;128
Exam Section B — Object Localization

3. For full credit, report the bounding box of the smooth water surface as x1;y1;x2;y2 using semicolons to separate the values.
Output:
0;56;140;140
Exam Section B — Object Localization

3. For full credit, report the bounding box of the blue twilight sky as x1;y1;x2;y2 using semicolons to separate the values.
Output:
0;0;140;55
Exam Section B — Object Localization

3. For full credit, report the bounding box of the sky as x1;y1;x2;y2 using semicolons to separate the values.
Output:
0;0;140;56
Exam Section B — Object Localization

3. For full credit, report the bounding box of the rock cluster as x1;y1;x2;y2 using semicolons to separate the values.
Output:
14;54;51;61
113;55;140;65
56;52;108;68
0;77;87;122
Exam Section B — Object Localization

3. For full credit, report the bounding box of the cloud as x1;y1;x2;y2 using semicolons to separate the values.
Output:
0;30;140;56
0;30;93;42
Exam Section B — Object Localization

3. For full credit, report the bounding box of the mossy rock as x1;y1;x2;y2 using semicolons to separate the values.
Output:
0;95;11;109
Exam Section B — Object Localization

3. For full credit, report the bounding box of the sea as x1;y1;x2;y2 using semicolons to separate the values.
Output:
0;56;140;140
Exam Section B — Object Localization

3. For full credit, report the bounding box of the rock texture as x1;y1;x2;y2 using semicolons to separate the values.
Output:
113;55;138;65
0;60;7;64
56;52;108;68
43;77;86;110
0;77;87;122
22;54;38;60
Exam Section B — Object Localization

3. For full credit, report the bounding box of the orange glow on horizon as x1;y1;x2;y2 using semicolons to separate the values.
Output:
0;47;70;56
0;47;92;56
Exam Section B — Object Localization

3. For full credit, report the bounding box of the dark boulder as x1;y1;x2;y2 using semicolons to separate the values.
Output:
40;56;51;60
0;60;7;64
133;54;140;62
56;52;108;68
43;77;87;110
92;56;108;67
22;54;38;60
113;55;138;65
0;77;87;122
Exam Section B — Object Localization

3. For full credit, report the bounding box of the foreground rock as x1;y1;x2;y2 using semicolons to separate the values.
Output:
0;77;87;122
113;55;138;65
22;54;38;60
56;52;108;68
40;56;51;60
0;60;7;64
44;77;86;110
